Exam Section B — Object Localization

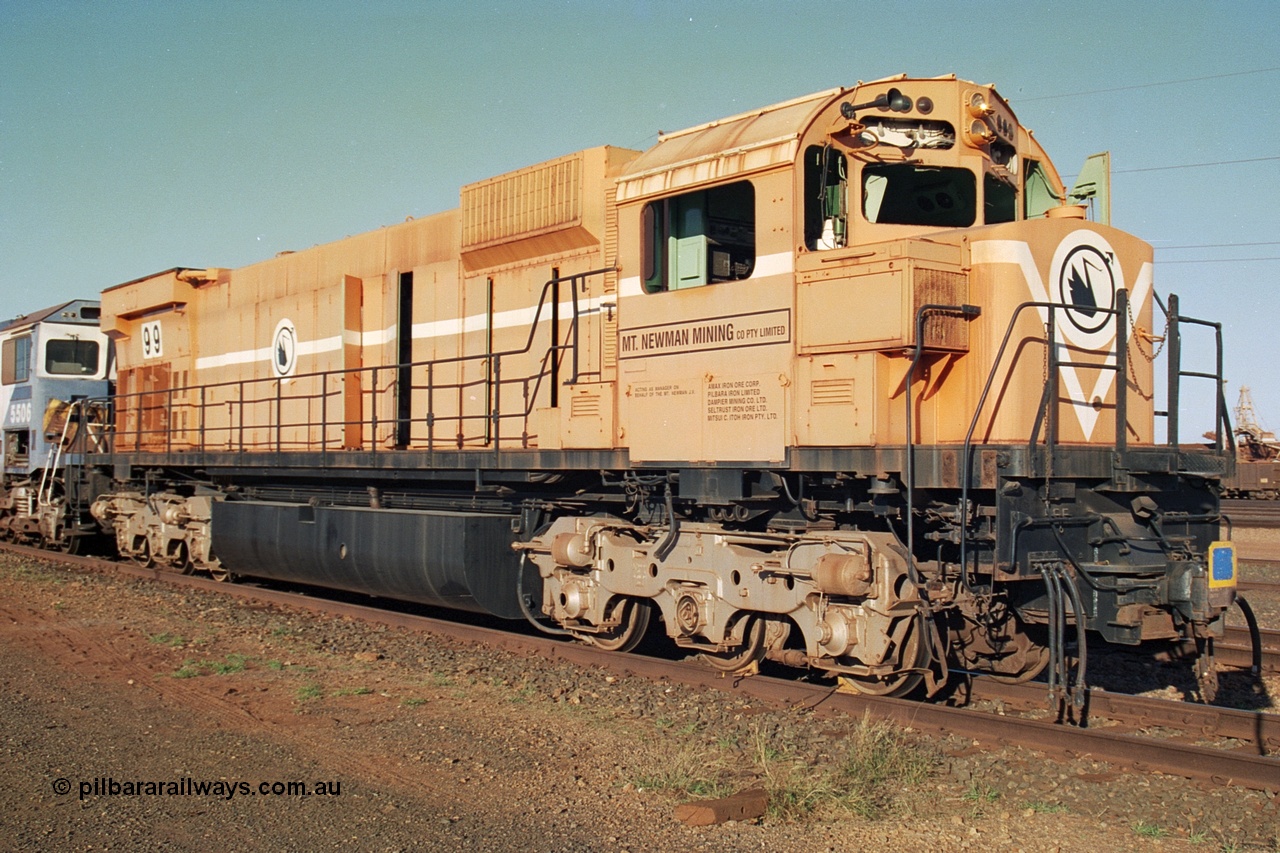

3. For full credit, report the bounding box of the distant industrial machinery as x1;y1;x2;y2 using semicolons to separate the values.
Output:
1224;386;1279;499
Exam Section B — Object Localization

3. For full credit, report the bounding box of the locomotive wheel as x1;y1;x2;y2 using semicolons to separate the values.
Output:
583;598;651;653
205;549;233;582
984;630;1051;684
838;613;930;697
171;542;195;575
132;539;155;568
699;615;767;673
0;513;14;542
952;607;1050;684
58;531;84;556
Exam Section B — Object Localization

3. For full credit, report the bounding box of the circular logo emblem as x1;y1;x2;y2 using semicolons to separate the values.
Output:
1049;231;1122;350
272;318;297;378
1057;244;1115;335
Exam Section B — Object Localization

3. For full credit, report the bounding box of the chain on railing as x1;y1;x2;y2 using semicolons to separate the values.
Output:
948;289;1231;579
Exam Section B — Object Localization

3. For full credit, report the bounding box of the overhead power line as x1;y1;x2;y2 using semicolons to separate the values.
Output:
1062;155;1280;183
1157;241;1280;250
1158;257;1280;265
1114;156;1280;174
1019;66;1280;102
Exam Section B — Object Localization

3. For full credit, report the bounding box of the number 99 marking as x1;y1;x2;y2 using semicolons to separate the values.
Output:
142;321;163;359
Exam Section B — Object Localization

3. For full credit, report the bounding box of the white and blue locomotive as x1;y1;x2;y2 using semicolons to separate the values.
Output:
0;300;111;549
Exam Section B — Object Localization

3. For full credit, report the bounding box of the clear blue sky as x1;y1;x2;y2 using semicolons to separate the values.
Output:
3;1;1277;435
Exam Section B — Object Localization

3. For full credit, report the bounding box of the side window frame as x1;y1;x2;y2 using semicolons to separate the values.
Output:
642;181;756;293
43;338;101;376
1023;159;1061;219
804;145;848;250
2;335;31;386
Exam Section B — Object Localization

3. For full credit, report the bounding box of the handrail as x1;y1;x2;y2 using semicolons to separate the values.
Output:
1164;293;1234;455
905;302;981;582
953;290;1230;580
956;298;1081;583
91;266;615;458
956;294;1129;582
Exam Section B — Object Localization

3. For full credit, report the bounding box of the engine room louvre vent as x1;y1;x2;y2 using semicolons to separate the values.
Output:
811;378;855;406
602;184;620;373
461;154;583;251
915;268;970;351
569;392;601;419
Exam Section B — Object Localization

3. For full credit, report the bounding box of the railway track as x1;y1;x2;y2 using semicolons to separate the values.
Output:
957;676;1280;755
5;542;1278;792
1239;577;1280;595
1219;624;1280;672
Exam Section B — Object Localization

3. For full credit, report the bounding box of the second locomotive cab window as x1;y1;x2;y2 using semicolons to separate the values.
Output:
44;338;100;376
1;336;31;385
863;165;976;228
642;181;755;292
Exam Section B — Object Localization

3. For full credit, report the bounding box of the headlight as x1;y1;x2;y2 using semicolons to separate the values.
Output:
965;119;995;147
967;91;993;118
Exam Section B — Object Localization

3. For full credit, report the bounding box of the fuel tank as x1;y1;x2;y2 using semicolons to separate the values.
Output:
210;501;532;619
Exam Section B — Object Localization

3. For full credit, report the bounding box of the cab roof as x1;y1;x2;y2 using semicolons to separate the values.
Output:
0;299;101;334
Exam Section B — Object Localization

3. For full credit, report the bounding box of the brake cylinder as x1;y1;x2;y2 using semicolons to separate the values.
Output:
812;552;874;598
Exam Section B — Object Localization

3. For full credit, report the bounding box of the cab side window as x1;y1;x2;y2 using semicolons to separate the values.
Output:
2;336;31;385
984;174;1017;224
45;339;100;376
643;181;755;292
804;145;847;250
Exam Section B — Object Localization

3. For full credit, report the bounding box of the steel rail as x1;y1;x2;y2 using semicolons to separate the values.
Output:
954;676;1280;754
6;542;1279;791
1222;499;1280;529
1220;624;1280;674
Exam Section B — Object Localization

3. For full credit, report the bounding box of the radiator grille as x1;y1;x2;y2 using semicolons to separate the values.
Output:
914;268;969;351
461;154;582;250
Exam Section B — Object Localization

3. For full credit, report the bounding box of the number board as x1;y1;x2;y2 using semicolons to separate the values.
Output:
5;401;32;427
141;320;163;359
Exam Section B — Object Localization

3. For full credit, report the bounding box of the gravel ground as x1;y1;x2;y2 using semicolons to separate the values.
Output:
1231;527;1280;564
1236;557;1280;629
2;550;1277;852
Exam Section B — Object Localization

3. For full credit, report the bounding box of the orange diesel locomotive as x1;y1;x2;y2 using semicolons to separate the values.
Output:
78;74;1238;702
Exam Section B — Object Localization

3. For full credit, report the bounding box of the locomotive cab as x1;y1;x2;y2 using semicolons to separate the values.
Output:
0;300;111;547
800;79;1027;249
596;75;1236;699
